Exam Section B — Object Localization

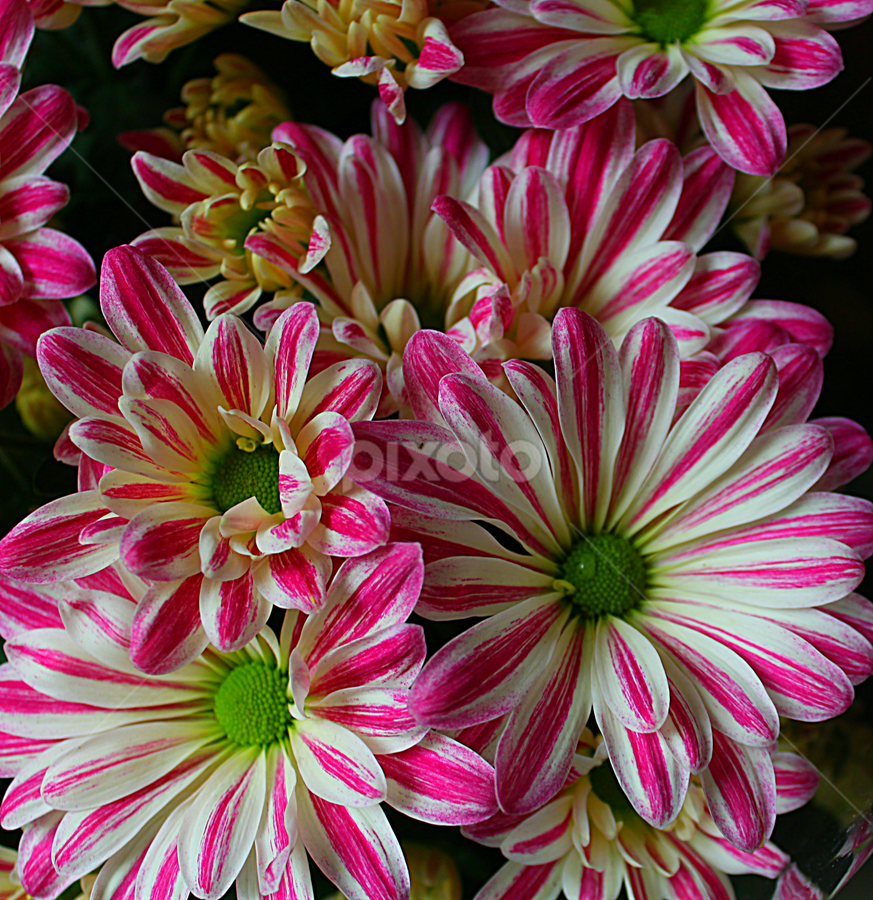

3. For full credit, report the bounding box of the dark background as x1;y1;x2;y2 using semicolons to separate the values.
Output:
0;5;871;898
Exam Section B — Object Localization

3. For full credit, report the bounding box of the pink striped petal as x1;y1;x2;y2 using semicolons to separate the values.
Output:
254;746;297;894
121;503;209;580
763;344;824;431
19;812;79;899
496;625;592;815
671;252;759;324
431;195;515;279
641;616;779;746
597;703;689;828
0;85;77;181
130;228;220;282
130;151;208;215
253;545;330;613
308;487;390;557
500;794;573;865
649;602;854;721
294;359;381;427
773;751;819;813
813;417;872;491
36;326;128;419
503;166;571;270
727;299;833;357
312;686;424;754
299;543;423;670
267;303;320;419
4;228;95;298
292;717;385;806
409;595;568;729
199;569;270;652
824;593;873;649
616;43;688;99
380;731;497;825
404;329;482;426
594;617;669;733
296;787;408;900
130;575;208;674
119;396;208;473
177;750;267;899
700;731;776;852
689;830;789;878
0;576;64;638
310;623;425;697
196;314;270;416
0;295;69;355
658;655;713;774
0;491;117;582
474;859;563;900
526;38;627;130
137;804;190;900
553;309;624;532
0;176;69;240
695;72;787;176
298;412;354;495
623;352;777;532
665;147;736;250
0;0;34;69
100;246;203;362
609;318;679;525
755;20;842;90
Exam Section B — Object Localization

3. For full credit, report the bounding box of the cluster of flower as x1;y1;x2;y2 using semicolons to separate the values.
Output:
0;0;872;898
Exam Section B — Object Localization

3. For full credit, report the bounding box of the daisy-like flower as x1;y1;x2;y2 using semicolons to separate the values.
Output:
237;101;486;416
449;0;848;175
0;0;96;409
0;545;498;900
429;99;776;386
119;54;293;165
0;245;389;669
240;0;464;124
130;140;326;319
111;0;252;67
463;730;819;900
351;307;873;851
730;124;872;260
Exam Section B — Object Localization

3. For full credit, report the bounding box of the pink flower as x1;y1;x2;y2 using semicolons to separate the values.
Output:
0;0;96;409
449;0;847;175
463;730;817;900
350;308;873;850
0;546;497;900
0;245;390;669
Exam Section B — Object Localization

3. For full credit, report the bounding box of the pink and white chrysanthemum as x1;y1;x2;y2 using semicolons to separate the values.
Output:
463;730;818;900
0;545;498;900
430;99;786;387
0;0;96;409
449;0;848;175
0;245;389;669
351;307;873;850
245;101;488;416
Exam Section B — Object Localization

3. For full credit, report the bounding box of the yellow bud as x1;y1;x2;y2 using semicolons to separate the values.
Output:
15;356;73;441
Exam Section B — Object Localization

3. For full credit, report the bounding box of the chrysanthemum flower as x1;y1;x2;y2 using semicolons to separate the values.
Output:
351;308;873;850
730;124;872;260
241;0;464;123
119;54;293;165
0;245;389;667
463;730;818;900
130;140;326;319
449;0;849;175
111;0;252;67
0;0;96;409
0;545;498;900
429;99;768;384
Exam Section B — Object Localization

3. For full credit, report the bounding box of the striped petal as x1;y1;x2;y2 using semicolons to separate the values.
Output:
700;731;776;852
178;749;267;900
130;151;208;216
0;491;117;583
381;731;497;824
475;859;563;900
266;303;319;419
0;85;77;180
496;625;592;815
121;503;210;581
199;570;270;653
409;594;568;728
100;246;203;362
297;788;408;900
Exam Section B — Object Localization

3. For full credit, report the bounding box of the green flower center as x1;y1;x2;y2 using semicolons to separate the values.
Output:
214;661;292;746
556;533;646;620
633;0;709;46
212;441;282;515
589;761;640;819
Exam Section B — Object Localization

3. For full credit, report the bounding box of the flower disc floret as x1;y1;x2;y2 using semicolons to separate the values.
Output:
633;0;709;46
557;533;646;620
213;660;292;745
212;441;281;514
